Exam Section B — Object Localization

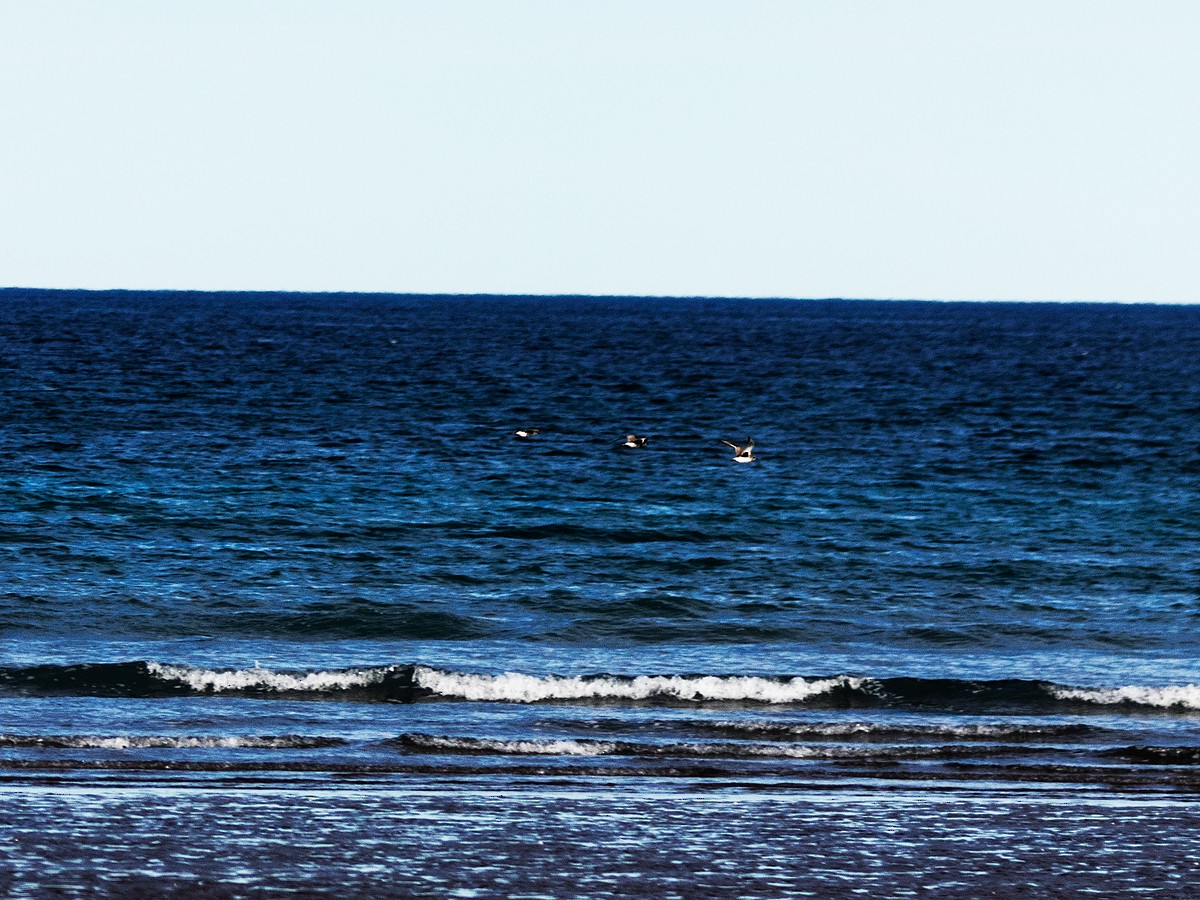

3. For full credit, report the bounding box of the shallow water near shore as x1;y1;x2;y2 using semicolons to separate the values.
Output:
3;780;1199;898
2;290;1200;894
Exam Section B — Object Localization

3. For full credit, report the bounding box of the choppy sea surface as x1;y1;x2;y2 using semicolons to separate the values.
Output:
2;289;1200;896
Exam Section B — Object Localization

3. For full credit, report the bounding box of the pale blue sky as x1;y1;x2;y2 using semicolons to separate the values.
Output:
2;1;1197;301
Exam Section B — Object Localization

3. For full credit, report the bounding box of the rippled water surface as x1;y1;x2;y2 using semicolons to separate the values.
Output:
2;290;1200;895
3;783;1199;898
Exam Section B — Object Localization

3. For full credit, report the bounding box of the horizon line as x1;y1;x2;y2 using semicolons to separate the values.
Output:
1;286;1195;307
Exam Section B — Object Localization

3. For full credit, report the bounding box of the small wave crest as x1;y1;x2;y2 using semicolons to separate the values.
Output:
394;733;1045;761
147;662;401;694
1049;684;1200;710
0;661;418;700
0;734;345;750
682;720;1100;742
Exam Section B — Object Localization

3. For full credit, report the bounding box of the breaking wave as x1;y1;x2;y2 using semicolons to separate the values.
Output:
146;662;401;694
1049;684;1200;710
3;662;1200;712
409;668;862;704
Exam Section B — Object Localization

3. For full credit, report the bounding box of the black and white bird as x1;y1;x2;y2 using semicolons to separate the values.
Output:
513;428;540;438
720;437;757;462
622;434;648;448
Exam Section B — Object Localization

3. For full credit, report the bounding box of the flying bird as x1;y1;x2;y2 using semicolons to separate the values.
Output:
720;437;757;462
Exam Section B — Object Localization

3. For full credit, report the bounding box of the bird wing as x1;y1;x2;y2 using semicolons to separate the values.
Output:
720;440;741;452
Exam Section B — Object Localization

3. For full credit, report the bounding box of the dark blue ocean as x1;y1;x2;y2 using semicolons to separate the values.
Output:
3;290;1200;897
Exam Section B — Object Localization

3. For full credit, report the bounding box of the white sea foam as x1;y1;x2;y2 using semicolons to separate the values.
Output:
0;734;335;749
1050;683;1200;709
407;735;821;758
401;734;948;760
406;735;620;756
146;662;394;693
708;721;1083;739
84;735;232;749
411;667;860;704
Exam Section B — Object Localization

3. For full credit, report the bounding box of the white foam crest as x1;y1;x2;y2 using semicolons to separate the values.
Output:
718;721;1084;739
735;744;853;759
0;734;333;749
651;742;944;760
147;662;394;693
711;721;884;738
75;735;315;750
412;667;860;704
408;736;618;756
1051;683;1200;709
402;735;931;760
